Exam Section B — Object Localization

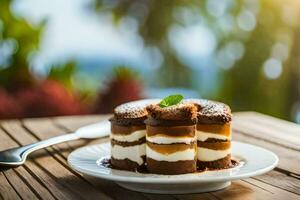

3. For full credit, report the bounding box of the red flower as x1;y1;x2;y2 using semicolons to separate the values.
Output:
0;88;22;119
94;67;143;113
17;80;87;117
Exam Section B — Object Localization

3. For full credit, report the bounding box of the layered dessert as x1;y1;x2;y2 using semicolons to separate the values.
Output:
185;99;232;169
108;96;233;173
109;99;159;171
145;102;198;174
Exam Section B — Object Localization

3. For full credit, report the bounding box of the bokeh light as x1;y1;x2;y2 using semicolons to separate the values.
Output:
263;58;283;80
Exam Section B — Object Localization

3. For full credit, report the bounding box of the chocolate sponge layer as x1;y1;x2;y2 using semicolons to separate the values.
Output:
146;103;198;121
111;156;146;171
146;125;195;137
147;158;197;175
197;154;231;170
111;124;145;135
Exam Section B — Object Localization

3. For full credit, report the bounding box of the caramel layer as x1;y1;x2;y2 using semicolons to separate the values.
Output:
197;123;231;136
111;124;145;135
197;141;231;150
147;141;196;154
147;125;195;137
111;137;146;147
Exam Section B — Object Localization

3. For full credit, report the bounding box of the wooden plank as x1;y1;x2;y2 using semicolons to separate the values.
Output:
1;121;113;200
233;130;300;175
23;160;79;200
3;170;38;200
245;178;300;199
0;126;76;200
253;170;300;195
175;176;300;200
0;131;53;200
79;177;148;200
13;166;56;200
174;193;219;200
234;112;300;137
109;177;300;200
53;115;111;131
0;128;43;200
0;172;21;200
212;178;300;200
144;194;178;200
233;112;300;150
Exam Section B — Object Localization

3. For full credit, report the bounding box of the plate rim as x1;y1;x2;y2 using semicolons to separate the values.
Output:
68;141;279;184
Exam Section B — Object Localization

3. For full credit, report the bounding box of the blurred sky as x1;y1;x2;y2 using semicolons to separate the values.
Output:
13;0;216;75
14;0;163;74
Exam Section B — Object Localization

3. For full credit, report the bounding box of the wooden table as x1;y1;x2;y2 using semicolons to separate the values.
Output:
0;112;299;200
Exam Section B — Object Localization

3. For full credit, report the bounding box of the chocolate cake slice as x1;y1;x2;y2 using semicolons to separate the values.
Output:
184;99;232;169
109;99;159;171
145;103;198;174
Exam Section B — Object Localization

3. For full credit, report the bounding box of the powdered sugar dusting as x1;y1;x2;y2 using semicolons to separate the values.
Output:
114;99;160;119
184;99;232;122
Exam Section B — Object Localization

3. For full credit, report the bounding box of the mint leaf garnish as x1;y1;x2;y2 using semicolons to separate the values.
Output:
159;94;184;108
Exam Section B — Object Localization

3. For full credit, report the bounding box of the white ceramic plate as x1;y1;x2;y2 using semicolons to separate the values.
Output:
68;141;278;194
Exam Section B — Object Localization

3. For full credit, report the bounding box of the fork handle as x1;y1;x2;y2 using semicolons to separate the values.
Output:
18;133;79;159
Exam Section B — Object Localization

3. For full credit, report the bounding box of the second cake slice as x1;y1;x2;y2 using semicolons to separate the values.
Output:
145;103;198;174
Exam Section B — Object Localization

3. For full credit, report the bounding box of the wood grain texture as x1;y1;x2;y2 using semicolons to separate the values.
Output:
0;128;40;200
253;170;300;195
233;112;300;150
0;124;80;200
13;166;56;200
0;172;22;200
1;120;112;200
233;132;300;175
0;112;299;200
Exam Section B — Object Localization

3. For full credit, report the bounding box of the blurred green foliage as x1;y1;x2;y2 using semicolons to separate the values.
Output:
113;66;139;80
0;0;79;92
48;62;77;90
96;0;193;87
0;0;41;91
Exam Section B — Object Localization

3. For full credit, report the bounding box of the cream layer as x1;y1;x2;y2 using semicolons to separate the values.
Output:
196;131;231;141
110;130;146;142
147;134;196;144
146;145;195;162
197;147;230;161
111;143;146;165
